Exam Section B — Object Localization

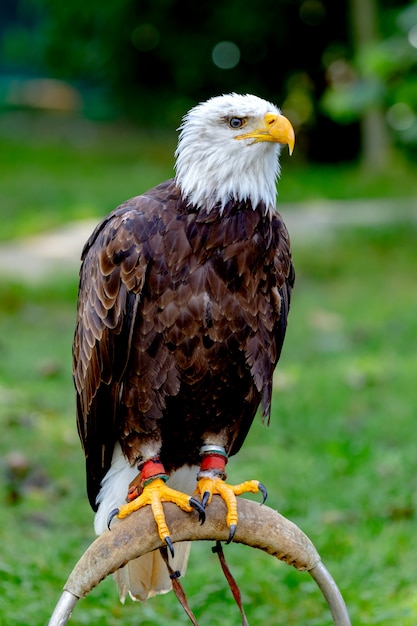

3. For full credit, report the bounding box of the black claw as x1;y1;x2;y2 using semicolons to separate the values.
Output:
190;496;206;524
165;536;175;558
201;490;210;509
258;482;268;505
226;524;237;544
107;508;119;531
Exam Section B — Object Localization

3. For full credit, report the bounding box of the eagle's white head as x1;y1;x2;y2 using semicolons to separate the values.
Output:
174;93;295;214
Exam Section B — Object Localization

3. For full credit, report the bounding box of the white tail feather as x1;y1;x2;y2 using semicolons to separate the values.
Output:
114;542;191;602
94;443;199;602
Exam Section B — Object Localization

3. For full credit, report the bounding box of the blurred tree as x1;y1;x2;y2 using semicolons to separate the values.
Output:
322;0;417;164
1;1;316;118
350;0;390;169
0;0;352;161
2;0;416;164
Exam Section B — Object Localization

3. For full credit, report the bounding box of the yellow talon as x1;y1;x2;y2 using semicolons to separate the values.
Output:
114;478;194;543
195;477;265;539
227;479;261;497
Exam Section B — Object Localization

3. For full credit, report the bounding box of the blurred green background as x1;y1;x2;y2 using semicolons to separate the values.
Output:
1;1;417;624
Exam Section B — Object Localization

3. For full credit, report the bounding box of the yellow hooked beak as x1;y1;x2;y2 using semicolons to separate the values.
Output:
236;112;295;155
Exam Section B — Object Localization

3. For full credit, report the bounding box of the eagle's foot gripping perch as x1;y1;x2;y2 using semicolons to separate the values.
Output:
107;458;205;557
196;445;267;543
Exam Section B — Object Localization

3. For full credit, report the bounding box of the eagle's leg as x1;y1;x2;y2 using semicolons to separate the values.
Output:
107;457;205;556
195;445;267;543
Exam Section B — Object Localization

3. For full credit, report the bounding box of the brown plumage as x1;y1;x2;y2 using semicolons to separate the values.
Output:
72;93;295;602
73;178;294;508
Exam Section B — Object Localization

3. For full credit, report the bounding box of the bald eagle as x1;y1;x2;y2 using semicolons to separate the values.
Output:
73;93;295;602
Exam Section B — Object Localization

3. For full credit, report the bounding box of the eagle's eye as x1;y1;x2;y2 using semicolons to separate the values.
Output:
229;117;246;129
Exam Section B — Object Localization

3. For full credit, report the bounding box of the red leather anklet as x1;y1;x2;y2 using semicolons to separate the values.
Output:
138;458;168;487
200;453;228;473
199;446;228;480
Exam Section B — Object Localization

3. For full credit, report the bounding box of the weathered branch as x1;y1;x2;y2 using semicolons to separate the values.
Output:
48;497;351;625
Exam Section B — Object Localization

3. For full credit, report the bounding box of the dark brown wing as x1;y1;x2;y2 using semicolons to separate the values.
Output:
226;209;295;456
270;211;295;405
73;181;174;509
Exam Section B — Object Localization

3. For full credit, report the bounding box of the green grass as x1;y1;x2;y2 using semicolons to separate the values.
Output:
0;113;176;241
1;113;417;624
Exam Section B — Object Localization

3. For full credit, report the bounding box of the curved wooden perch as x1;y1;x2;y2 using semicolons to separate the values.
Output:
48;497;351;626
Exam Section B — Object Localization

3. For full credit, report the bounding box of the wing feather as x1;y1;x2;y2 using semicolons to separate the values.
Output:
73;188;175;509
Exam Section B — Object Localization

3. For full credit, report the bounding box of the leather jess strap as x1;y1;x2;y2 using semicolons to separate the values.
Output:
160;541;249;626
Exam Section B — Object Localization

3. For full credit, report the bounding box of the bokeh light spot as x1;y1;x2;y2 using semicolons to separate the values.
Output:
131;24;160;52
408;24;417;49
212;41;241;70
386;102;415;131
299;0;326;26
